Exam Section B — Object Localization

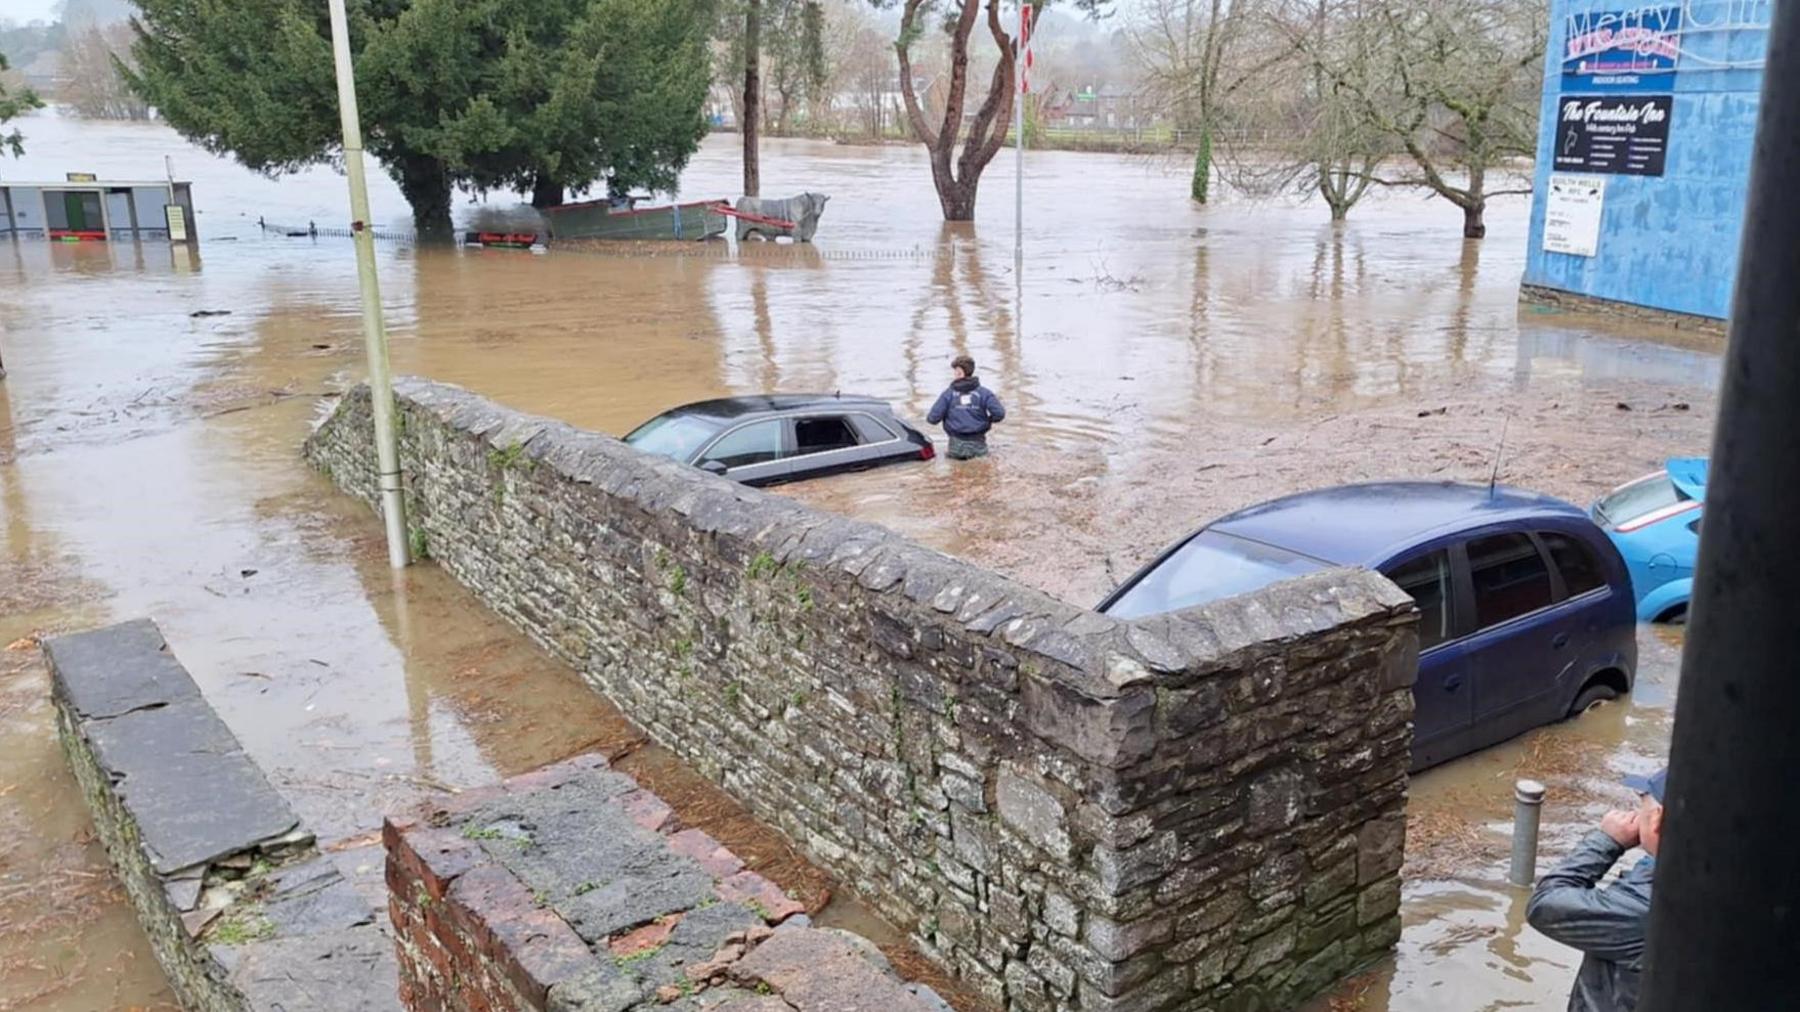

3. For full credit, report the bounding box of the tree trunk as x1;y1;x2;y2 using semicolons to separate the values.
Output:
1462;201;1487;239
530;174;564;209
397;158;454;242
1191;127;1212;203
896;0;1015;223
743;0;762;197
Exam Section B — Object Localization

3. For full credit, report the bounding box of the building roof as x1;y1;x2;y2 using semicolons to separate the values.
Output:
1211;481;1588;566
0;180;190;189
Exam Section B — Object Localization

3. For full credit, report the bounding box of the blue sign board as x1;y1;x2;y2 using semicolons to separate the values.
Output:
1562;6;1682;93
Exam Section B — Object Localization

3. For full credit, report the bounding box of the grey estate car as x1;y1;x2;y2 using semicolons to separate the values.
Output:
624;394;935;486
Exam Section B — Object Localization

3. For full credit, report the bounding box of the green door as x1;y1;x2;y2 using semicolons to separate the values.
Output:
64;192;89;230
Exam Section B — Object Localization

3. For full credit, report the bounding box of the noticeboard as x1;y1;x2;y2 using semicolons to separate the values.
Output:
1554;94;1672;176
164;204;189;243
1543;175;1607;257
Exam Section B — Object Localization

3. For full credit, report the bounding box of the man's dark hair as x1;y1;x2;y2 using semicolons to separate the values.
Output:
952;354;976;376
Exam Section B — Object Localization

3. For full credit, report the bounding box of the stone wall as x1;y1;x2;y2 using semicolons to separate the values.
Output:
385;752;953;1011
308;380;1419;1011
45;619;400;1012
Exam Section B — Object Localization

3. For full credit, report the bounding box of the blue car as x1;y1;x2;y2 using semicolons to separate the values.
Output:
1099;482;1638;770
1591;458;1706;624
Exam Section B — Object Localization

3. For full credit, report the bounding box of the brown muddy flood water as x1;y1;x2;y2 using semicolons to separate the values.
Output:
2;110;1717;1009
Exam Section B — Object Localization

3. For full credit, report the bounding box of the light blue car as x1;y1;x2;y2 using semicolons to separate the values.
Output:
1591;458;1707;623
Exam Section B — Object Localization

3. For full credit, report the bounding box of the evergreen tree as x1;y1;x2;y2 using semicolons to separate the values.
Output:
127;0;712;236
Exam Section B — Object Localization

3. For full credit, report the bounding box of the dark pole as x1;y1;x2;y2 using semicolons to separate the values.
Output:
1641;5;1800;1008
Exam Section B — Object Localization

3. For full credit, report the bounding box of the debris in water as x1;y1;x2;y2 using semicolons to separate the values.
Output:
240;569;258;578
1616;401;1633;411
189;309;232;318
1418;406;1448;417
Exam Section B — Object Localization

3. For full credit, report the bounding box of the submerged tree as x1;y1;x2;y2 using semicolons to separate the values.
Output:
1223;0;1391;220
1128;0;1278;204
127;0;712;235
893;0;1107;221
1308;0;1544;237
0;53;45;157
716;0;828;192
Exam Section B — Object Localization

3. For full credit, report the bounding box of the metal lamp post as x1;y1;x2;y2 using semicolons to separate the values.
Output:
326;0;408;569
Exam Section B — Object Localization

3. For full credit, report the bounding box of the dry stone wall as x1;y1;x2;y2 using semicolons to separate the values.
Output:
307;380;1420;1012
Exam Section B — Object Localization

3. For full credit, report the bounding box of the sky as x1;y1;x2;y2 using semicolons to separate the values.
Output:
6;1;63;24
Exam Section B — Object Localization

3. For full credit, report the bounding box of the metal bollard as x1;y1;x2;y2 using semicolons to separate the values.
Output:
1510;779;1547;887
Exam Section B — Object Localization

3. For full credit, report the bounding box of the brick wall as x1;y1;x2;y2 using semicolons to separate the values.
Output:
309;380;1418;1011
384;753;952;1012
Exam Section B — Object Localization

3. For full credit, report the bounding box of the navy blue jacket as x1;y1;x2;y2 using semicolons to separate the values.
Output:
1526;831;1653;1011
927;377;1006;438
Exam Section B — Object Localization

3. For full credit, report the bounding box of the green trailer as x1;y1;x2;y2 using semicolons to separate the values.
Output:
543;198;729;242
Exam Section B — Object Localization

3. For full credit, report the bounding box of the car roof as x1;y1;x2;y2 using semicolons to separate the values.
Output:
1210;481;1590;566
657;394;893;421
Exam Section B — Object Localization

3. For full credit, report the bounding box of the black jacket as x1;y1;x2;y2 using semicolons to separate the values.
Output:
1526;831;1654;1011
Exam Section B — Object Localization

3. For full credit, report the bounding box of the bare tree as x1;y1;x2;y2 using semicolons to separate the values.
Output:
1128;0;1287;203
60;22;151;120
1223;0;1390;219
1309;0;1545;237
893;0;1106;221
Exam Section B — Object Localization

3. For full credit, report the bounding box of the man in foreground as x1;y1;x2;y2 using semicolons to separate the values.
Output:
1526;768;1666;1011
926;354;1006;460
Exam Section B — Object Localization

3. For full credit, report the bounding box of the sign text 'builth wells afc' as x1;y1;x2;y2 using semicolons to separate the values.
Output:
1555;94;1672;176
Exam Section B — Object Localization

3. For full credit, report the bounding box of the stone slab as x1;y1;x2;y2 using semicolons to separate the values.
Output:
84;694;301;874
44;619;204;720
226;925;403;1012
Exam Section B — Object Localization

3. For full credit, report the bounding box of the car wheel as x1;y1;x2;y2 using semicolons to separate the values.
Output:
1570;682;1619;717
1662;606;1688;626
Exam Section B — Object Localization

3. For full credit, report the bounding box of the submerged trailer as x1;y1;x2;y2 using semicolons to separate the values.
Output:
542;197;729;242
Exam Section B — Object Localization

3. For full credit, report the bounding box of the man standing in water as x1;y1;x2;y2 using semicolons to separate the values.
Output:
926;354;1006;460
1526;768;1665;1011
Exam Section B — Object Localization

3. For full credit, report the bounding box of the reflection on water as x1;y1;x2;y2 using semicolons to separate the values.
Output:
0;110;1719;1008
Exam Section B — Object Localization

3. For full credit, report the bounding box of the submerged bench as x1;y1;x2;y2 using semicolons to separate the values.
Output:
46;618;399;1011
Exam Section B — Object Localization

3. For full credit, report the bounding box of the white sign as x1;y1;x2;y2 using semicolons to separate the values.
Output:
1543;174;1607;257
164;204;188;243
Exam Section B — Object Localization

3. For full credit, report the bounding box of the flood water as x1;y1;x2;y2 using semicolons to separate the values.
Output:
1;109;1718;1010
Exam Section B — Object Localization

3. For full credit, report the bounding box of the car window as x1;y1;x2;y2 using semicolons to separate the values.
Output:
624;413;724;462
794;416;860;455
1103;529;1327;619
1688;516;1701;536
1468;533;1555;630
1384;551;1453;650
1540;531;1605;597
1595;473;1689;528
849;413;899;443
701;421;785;469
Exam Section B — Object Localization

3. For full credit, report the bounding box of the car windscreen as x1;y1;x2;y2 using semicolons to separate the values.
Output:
623;413;725;462
1103;529;1328;619
1594;473;1690;529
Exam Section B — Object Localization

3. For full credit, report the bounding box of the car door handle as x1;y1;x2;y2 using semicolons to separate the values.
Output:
1444;673;1463;692
1552;633;1570;649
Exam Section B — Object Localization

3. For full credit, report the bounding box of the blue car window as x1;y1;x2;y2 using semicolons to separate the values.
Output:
1540;531;1605;597
1468;533;1555;630
1385;552;1452;650
1104;530;1326;619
